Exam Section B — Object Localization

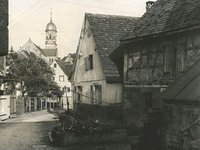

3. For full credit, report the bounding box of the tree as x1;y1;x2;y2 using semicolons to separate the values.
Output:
7;51;62;97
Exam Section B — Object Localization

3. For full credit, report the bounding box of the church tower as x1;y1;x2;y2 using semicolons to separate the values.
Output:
45;11;57;50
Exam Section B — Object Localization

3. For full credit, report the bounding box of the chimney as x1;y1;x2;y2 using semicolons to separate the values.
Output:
146;1;155;11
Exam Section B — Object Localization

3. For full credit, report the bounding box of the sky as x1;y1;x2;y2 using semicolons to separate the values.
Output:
9;0;147;57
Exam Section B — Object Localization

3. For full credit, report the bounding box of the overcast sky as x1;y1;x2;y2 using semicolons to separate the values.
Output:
9;0;147;57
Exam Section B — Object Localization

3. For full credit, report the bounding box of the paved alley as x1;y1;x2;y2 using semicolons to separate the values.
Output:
0;111;132;150
0;111;62;150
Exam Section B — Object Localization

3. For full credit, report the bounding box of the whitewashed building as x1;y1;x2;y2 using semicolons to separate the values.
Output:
51;59;74;109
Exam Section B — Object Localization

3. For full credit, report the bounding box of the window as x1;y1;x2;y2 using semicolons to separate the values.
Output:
164;45;170;73
59;75;64;82
85;54;93;71
49;59;53;64
141;55;148;68
77;86;82;102
63;86;70;93
89;55;93;69
90;84;102;104
178;43;186;73
128;52;140;69
67;87;70;92
54;63;57;68
90;85;94;103
87;28;91;37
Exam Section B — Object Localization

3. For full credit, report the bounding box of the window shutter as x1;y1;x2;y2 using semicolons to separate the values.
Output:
89;55;93;69
85;57;90;71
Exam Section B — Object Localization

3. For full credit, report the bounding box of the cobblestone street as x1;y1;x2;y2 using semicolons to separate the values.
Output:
0;111;131;150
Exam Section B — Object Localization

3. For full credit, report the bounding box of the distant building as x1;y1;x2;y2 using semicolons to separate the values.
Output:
19;38;46;59
20;12;57;64
51;58;75;109
62;53;76;65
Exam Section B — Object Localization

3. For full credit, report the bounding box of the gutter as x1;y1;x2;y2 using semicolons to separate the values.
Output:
121;23;200;44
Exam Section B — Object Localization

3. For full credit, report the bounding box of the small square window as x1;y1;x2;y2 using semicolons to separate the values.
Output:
59;75;64;82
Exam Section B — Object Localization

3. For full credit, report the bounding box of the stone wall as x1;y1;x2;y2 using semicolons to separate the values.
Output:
0;0;8;56
164;102;200;150
123;87;162;131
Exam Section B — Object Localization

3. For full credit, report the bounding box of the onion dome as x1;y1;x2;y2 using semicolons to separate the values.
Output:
46;13;57;32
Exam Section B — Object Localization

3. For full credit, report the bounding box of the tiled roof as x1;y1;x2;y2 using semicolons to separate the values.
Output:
162;59;200;102
86;13;138;82
41;49;57;57
32;43;46;56
123;0;200;41
20;39;46;57
62;53;76;62
55;59;74;77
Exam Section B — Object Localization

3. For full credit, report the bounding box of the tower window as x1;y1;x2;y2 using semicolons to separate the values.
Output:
54;63;57;68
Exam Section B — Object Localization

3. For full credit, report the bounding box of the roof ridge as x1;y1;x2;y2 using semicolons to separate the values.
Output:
85;12;139;19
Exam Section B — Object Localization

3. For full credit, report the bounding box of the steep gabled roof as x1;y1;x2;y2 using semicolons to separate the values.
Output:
123;0;200;41
86;13;138;82
62;53;76;62
55;59;74;77
41;49;57;57
162;59;200;102
20;39;46;57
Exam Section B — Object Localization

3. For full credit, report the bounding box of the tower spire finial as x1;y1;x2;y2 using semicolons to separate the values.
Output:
50;8;53;22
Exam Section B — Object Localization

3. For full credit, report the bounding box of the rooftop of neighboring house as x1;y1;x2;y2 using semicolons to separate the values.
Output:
19;38;46;57
122;0;200;41
161;59;200;102
41;49;57;57
54;59;74;78
85;13;139;82
19;38;58;57
62;53;76;64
